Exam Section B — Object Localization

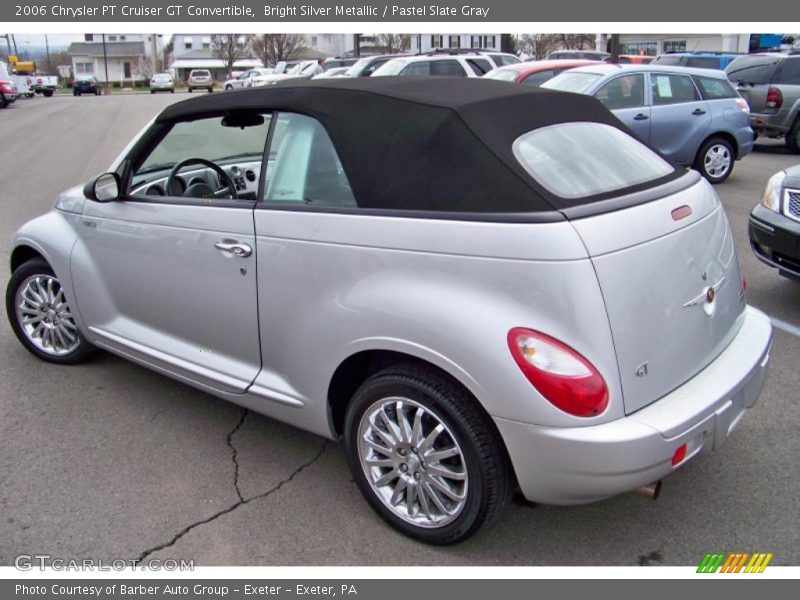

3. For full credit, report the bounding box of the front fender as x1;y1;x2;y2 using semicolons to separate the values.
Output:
10;210;88;336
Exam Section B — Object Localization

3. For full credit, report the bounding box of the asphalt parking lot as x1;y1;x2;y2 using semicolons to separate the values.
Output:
0;93;798;567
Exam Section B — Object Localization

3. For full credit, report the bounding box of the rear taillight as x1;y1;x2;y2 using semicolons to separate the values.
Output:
766;87;782;109
507;328;609;417
735;97;750;113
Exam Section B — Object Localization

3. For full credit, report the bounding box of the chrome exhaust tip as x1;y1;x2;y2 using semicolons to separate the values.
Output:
632;481;662;500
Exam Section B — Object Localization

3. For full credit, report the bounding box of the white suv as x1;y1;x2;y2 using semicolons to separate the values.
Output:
371;54;492;78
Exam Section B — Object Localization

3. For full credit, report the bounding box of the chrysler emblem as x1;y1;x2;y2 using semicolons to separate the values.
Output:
683;276;725;316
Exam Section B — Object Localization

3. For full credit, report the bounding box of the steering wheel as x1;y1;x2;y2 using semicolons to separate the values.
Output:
166;157;238;200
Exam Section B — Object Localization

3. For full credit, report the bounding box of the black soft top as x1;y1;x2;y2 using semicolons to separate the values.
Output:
157;78;682;215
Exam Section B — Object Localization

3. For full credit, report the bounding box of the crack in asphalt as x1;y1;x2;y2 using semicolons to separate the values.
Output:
227;409;248;503
133;429;329;565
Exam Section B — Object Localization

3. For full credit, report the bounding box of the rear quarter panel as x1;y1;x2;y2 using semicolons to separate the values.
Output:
253;210;626;430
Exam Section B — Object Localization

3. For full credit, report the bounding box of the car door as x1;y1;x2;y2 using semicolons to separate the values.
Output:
647;72;711;164
71;112;270;394
593;73;651;143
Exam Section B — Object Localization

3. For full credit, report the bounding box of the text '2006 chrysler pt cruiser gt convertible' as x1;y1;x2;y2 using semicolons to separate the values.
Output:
6;79;772;544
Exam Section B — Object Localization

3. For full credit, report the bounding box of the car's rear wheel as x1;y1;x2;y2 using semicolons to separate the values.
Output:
188;88;193;93
695;137;734;184
225;84;233;91
787;118;800;154
6;259;94;365
207;87;213;93
42;90;53;97
0;94;7;108
344;363;512;545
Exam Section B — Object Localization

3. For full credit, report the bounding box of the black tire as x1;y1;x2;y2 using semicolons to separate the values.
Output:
6;258;94;365
207;87;213;93
170;89;174;94
0;94;7;108
344;363;512;545
73;91;78;97
150;90;155;94
188;88;193;93
787;118;800;154
42;90;53;97
694;136;735;184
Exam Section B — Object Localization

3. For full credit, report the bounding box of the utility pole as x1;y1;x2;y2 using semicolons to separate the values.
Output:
102;33;109;92
353;34;360;57
45;34;51;74
2;34;11;55
11;33;18;55
609;33;620;64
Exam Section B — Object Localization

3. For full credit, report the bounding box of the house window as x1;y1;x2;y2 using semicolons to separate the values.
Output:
663;40;687;53
185;42;192;50
431;35;444;49
311;36;318;47
449;36;460;49
75;62;93;74
471;35;481;48
108;35;117;42
84;34;94;42
483;36;496;49
202;43;210;50
621;41;658;55
120;35;126;41
123;62;131;79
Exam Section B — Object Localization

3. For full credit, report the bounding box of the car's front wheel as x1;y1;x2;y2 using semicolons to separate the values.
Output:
695;137;734;183
6;258;94;364
344;363;512;545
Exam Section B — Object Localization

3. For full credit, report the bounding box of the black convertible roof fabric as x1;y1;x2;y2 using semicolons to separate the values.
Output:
156;77;681;213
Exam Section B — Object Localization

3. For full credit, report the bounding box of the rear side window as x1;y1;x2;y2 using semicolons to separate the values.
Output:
777;58;800;85
726;55;780;84
650;73;700;105
466;58;493;75
491;54;520;66
431;60;467;77
521;70;556;88
264;113;356;208
513;122;674;199
694;76;738;99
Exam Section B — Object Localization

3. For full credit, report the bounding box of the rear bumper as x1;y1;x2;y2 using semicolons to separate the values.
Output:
495;306;772;505
735;125;755;158
750;113;790;137
749;203;800;281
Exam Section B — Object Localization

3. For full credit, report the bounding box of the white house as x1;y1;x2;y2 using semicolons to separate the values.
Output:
68;34;164;84
169;35;261;81
596;34;752;56
410;34;503;54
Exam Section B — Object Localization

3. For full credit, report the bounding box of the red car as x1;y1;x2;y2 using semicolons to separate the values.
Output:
484;59;604;87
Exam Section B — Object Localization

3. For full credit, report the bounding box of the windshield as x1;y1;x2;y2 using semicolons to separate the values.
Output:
513;122;674;199
725;55;780;84
345;57;372;77
541;71;603;93
484;69;518;82
371;59;409;77
152;74;171;81
140;115;271;173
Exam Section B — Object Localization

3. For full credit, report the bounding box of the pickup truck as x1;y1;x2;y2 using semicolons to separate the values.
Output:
31;75;58;97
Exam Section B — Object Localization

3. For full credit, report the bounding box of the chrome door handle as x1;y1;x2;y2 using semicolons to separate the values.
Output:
214;240;252;257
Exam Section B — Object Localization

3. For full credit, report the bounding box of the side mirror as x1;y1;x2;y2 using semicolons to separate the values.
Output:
83;172;121;202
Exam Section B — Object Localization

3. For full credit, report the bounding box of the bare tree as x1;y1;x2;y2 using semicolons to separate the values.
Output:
133;56;154;82
560;34;595;50
252;34;307;67
211;34;253;77
375;34;411;54
518;34;560;60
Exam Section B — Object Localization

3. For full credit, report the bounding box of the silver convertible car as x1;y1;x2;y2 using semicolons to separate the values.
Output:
6;79;772;544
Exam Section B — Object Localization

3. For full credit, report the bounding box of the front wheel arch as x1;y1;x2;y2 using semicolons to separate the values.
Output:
10;245;46;274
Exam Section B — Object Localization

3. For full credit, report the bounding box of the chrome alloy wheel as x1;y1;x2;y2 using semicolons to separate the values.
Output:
704;143;732;179
357;397;468;528
15;274;80;356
